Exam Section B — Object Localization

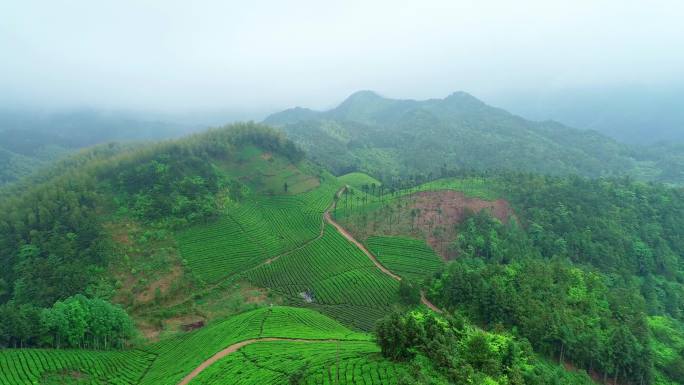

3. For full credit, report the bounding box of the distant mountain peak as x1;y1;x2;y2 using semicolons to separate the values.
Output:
443;91;485;105
338;90;384;106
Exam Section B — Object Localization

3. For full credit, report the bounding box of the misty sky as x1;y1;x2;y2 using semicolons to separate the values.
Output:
1;0;683;112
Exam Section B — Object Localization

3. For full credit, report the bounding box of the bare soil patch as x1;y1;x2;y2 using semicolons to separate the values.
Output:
241;286;268;304
411;191;512;256
135;265;183;304
412;190;511;224
339;190;514;259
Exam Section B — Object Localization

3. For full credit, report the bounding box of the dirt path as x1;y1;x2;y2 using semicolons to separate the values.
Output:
172;191;340;307
175;186;441;314
175;187;444;384
177;337;346;385
324;196;443;313
421;291;442;313
324;211;402;281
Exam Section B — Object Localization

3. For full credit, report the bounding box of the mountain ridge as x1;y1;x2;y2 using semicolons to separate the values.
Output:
264;90;655;182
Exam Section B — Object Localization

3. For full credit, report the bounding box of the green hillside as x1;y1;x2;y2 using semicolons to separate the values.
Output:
2;122;684;385
265;91;682;184
338;171;382;190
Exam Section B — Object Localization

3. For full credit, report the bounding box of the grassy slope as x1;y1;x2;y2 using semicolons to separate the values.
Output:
338;172;382;190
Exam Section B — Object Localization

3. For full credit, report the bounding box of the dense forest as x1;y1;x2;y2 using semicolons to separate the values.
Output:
328;167;684;384
416;173;684;384
375;309;596;385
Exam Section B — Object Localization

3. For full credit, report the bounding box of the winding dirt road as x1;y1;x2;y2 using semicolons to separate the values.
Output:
324;191;442;313
175;187;444;385
324;211;402;281
177;337;347;385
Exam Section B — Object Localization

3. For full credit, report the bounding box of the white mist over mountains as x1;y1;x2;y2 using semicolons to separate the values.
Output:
1;0;683;143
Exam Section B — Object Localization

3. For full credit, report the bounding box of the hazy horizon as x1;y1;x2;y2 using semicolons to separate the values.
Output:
2;0;683;113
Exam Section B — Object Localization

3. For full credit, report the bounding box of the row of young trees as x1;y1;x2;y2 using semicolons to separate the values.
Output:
0;294;135;349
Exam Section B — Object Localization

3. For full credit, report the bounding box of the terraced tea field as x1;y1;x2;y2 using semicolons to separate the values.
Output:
178;179;339;283
0;173;465;385
140;306;369;385
190;340;407;385
0;348;155;385
246;226;399;330
365;236;443;281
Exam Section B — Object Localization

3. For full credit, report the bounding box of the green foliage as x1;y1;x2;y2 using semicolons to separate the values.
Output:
502;174;684;277
266;91;683;183
429;258;653;384
398;280;421;306
0;294;135;350
0;173;108;307
375;309;595;385
111;154;224;224
0;147;45;186
452;211;535;264
649;316;684;384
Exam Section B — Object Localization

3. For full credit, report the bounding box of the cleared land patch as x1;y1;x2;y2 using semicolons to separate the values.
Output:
337;187;513;258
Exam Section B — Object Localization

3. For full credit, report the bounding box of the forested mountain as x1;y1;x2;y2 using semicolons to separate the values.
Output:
265;91;682;184
0;109;194;186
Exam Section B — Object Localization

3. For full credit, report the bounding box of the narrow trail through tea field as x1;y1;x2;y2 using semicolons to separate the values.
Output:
177;337;350;385
177;187;444;385
325;204;442;313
